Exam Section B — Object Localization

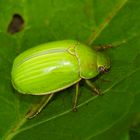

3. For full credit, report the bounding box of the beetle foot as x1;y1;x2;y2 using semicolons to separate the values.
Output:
91;88;102;96
26;107;41;119
94;87;100;95
72;107;78;112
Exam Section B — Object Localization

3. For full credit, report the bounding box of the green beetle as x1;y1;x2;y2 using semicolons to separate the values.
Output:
11;40;110;117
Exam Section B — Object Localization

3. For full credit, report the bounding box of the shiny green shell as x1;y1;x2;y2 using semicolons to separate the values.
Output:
11;40;110;95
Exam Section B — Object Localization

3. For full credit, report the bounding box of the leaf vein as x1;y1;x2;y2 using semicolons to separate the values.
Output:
87;0;128;45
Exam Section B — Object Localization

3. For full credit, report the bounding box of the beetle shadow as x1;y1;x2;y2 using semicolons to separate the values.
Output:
11;84;43;106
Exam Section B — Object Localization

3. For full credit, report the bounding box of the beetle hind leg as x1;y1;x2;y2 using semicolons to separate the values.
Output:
27;93;54;119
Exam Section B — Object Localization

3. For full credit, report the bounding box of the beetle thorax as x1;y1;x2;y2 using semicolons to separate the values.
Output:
74;43;99;79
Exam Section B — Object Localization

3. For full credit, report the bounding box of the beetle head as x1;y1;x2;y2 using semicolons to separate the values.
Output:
97;52;110;74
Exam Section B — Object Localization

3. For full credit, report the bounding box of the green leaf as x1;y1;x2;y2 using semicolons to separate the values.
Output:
0;0;140;140
129;113;140;140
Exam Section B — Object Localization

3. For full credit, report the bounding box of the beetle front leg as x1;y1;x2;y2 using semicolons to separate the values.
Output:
72;82;80;112
27;93;54;119
93;37;133;51
94;44;112;51
85;79;101;95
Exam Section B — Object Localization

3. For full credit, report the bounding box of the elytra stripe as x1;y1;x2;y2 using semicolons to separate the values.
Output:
15;49;67;67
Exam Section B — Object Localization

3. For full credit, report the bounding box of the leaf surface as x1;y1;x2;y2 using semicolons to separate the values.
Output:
0;0;140;140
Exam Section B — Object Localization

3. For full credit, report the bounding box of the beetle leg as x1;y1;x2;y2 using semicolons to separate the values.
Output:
94;44;112;51
27;93;54;119
72;83;79;112
85;79;101;95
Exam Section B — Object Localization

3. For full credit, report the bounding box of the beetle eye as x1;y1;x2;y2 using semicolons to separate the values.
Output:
98;66;109;73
